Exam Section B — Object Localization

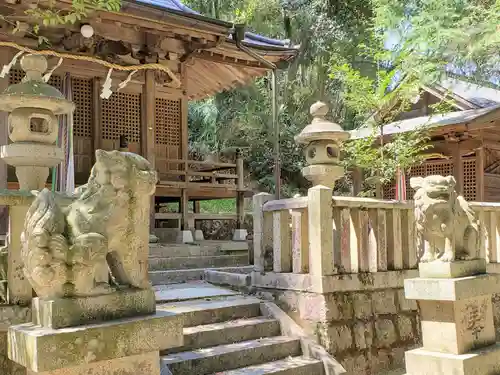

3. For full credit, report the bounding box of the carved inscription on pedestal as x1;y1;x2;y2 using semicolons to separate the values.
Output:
462;301;488;339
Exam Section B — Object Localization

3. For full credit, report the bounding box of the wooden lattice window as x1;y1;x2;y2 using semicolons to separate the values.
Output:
383;182;395;200
463;158;476;201
155;98;181;146
71;78;92;138
406;165;425;198
9;69;62;89
102;92;141;142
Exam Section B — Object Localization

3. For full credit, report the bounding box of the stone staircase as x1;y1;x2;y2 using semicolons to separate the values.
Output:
155;282;327;375
148;241;252;285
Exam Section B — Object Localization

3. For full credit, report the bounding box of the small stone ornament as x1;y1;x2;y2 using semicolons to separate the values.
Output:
21;150;158;298
410;175;479;263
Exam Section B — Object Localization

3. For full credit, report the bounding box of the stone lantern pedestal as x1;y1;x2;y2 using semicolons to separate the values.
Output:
0;54;73;191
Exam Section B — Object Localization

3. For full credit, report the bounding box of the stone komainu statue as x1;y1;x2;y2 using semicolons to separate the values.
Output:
410;175;479;263
21;150;158;299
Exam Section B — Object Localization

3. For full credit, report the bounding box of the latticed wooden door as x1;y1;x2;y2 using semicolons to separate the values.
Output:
155;97;182;180
101;91;142;154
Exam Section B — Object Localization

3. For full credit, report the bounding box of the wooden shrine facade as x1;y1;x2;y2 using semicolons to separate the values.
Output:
351;84;500;202
0;0;297;208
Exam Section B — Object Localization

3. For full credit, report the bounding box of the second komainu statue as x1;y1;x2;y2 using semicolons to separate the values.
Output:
21;150;158;299
410;175;479;263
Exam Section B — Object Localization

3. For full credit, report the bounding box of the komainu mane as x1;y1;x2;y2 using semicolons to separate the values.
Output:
410;175;479;263
21;150;158;299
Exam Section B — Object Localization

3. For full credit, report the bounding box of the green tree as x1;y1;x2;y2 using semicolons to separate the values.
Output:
371;0;500;83
184;0;376;196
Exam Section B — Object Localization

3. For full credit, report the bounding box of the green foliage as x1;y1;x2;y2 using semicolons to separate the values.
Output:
26;0;121;28
200;199;236;213
372;0;500;82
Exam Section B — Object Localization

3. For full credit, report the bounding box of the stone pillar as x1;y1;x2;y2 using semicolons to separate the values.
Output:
0;54;72;191
404;175;500;375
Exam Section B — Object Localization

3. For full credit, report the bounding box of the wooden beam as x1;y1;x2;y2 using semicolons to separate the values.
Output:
192;50;269;69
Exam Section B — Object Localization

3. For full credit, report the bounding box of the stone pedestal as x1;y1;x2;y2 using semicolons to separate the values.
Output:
403;260;500;375
8;289;183;375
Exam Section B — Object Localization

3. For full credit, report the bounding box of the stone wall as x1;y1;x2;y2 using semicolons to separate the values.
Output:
252;271;420;375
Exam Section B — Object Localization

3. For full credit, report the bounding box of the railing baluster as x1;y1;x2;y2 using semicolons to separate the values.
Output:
488;211;500;263
375;208;387;271
477;209;487;261
332;207;342;272
349;208;360;273
273;210;292;272
340;208;351;273
291;209;309;273
386;209;403;270
403;209;418;269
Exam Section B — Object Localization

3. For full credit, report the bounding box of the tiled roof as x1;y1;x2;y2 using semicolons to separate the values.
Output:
134;0;291;49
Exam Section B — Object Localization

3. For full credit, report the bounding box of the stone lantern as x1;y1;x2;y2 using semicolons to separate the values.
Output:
295;101;350;188
0;54;74;190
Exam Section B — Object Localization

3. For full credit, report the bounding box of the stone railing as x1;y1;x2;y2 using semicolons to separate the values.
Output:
254;189;500;276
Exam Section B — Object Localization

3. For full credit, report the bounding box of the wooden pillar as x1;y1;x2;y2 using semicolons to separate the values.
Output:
180;188;189;230
477;146;485;201
452;141;463;195
0;52;9;236
179;64;190;232
236;150;245;229
352;167;362;196
142;70;156;233
193;201;201;230
92;77;101;162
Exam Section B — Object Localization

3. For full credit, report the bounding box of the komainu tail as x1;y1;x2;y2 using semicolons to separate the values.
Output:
21;188;69;298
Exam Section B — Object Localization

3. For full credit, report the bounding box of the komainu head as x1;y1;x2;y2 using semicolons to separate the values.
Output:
410;175;456;202
91;150;158;196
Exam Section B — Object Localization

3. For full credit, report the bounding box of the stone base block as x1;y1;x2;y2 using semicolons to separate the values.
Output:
420;295;495;354
32;288;156;329
9;311;183;372
26;351;160;375
405;343;500;375
232;229;248;241
176;230;194;244
404;274;500;301
418;259;486;279
194;229;204;241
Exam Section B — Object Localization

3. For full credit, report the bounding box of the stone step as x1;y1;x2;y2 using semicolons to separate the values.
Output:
148;266;253;285
164;316;281;354
155;282;241;303
149;241;248;258
157;296;262;327
161;336;301;375
211;357;325;375
148;254;249;271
